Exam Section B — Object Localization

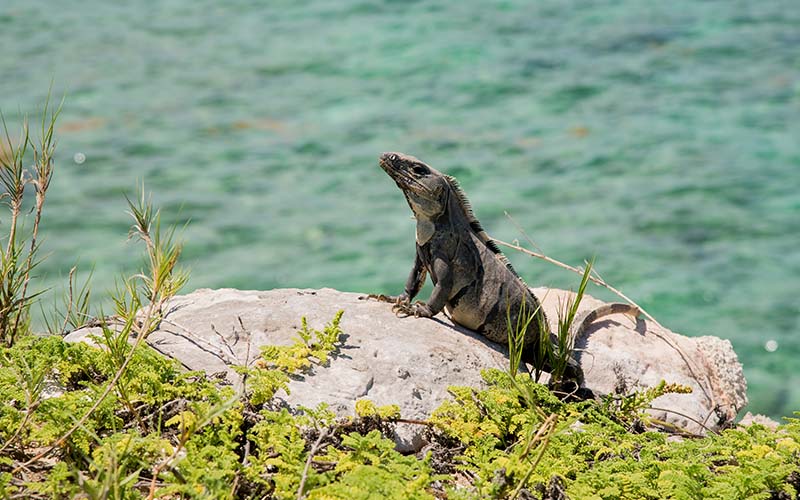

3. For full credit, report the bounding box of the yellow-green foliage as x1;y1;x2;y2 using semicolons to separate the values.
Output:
355;400;401;420
242;395;435;499
2;332;800;499
1;312;442;499
308;430;436;500
0;330;243;499
430;369;800;499
237;310;344;406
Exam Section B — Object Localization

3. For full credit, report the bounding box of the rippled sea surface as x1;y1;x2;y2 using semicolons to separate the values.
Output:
2;0;798;418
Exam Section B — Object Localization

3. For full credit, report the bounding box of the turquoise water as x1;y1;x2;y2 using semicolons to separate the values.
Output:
2;1;798;418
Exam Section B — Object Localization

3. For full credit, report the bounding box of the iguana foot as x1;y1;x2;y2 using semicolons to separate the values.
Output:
391;297;412;315
361;293;433;318
360;293;396;303
561;358;585;386
360;293;411;306
393;300;433;318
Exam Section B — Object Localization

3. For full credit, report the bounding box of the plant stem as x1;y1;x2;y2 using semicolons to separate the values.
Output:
495;237;662;328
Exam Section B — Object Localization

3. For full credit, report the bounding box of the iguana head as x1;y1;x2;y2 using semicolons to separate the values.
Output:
379;152;450;219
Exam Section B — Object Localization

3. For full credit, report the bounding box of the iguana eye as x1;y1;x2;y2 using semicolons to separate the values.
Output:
412;165;429;176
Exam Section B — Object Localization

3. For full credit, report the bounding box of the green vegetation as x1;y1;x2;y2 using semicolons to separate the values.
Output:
428;371;800;499
508;258;595;388
1;102;798;499
234;312;345;406
0;93;59;347
3;335;800;499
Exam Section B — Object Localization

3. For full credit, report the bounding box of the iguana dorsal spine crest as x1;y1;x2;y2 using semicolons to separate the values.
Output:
444;174;526;283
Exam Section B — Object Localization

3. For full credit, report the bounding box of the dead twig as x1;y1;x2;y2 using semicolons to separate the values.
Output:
495;237;659;328
146;426;185;500
230;440;250;498
0;403;37;455
647;406;718;436
157;318;238;366
511;413;559;499
58;266;77;335
297;427;331;500
395;417;433;426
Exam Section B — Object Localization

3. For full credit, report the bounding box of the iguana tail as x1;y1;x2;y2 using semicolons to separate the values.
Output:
523;303;641;385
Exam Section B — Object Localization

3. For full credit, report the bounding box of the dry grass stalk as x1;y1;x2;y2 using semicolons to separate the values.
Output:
14;186;187;473
498;213;720;415
497;212;662;328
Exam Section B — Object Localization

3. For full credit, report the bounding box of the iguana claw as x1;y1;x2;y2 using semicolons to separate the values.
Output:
363;293;432;317
391;297;412;316
361;293;406;304
412;302;433;318
393;300;432;318
360;293;390;302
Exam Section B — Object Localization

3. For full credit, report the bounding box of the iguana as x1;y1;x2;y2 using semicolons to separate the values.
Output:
371;151;639;379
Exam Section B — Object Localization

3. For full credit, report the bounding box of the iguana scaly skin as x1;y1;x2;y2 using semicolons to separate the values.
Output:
373;152;639;377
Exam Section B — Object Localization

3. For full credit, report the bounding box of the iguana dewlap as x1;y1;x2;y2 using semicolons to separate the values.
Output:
373;151;638;377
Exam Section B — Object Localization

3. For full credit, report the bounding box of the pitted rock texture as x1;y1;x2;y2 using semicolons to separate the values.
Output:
533;287;747;434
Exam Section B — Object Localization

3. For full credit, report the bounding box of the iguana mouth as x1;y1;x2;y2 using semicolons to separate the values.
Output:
379;152;432;195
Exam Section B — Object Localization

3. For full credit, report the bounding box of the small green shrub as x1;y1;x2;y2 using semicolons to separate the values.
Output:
236;310;344;406
427;369;800;499
354;400;401;420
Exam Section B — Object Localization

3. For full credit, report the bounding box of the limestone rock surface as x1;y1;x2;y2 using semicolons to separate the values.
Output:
65;287;747;444
532;287;747;434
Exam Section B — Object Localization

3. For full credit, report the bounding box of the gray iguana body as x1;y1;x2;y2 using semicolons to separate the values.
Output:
375;152;639;377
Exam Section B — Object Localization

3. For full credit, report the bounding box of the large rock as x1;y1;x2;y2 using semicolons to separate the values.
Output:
65;287;747;445
532;287;747;434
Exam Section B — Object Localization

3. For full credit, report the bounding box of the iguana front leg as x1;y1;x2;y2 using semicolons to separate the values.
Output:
397;250;428;303
394;257;453;318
